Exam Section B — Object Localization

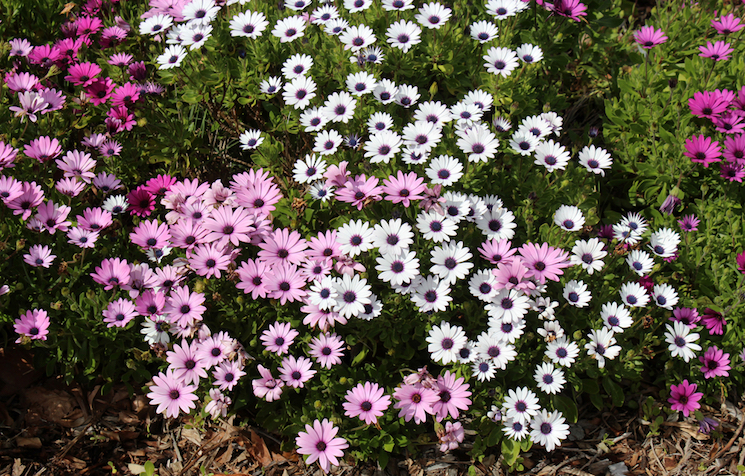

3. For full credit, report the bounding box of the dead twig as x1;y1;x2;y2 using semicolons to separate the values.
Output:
706;411;745;465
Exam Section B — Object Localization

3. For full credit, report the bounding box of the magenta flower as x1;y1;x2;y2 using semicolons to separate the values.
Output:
236;259;271;299
552;0;587;21
135;290;166;317
110;82;141;108
309;333;345;368
671;307;700;328
343;382;391;425
102;298;139;328
85;77;116;105
146;369;199;418
7;181;44;220
688;91;730;120
381;171;426;207
14;309;50;343
91;257;131;290
0;141;18;170
165;285;206;328
392;383;439;424
197;335;231;368
678;215;700;232
432;371;472;421
737;251;745;274
699;40;734;61
702;308;726;335
252;365;284;401
64;62;101;87
684;135;721;167
35;201;72;233
699;346;731;379
260;321;299;355
668;380;703;417
295;419;348;474
127;186;156;217
278;355;316;388
76;207;113;232
720;162;745;182
711;13;743;35
633;26;667;49
203;206;256;247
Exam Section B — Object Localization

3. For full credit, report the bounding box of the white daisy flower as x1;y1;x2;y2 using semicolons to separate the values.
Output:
308;277;339;310
485;0;520;19
486;288;531;324
309;183;334;201
653;283;679;310
472;359;498;382
415;2;452;29
664;321;701;362
503;418;530;440
414;101;453;127
509;130;540;156
503;387;540;424
313;129;344;155
430;241;473;285
239;129;264;150
469;270;499;301
483;46;519;77
600;302;633;332
534;362;565;395
626;250;655;276
337;219;375;256
578;145;613;176
426;155;463;186
382;0;414;11
456;123;499;163
372;218;414;255
321;91;357;123
283;75;317;110
570;238;606;275
339;24;376;52
545;337;580;367
292;154;327;184
619;281;650;308
282;53;313;79
364;130;402;164
515;43;543;63
476;207;516;240
470;20;499;43
585;328;621;368
157;45;187;70
333;274;372;318
346;71;377;96
426;321;467;364
372;79;398;104
229;11;269;39
386;20;422;53
259;76;283;95
376;251;420;286
394;84;419;108
416;211;458;242
554;205;585;232
411;275;452;312
271;16;306;43
300;107;329;132
534;139;571;172
140;14;173;36
324;18;349;35
367;111;394;134
648;228;680;258
530;410;570;452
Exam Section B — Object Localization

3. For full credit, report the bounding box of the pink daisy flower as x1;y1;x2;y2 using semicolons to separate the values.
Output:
699;40;734;61
668;380;703;417
188;242;231;279
135;290;166;317
308;332;344;368
0;176;23;204
197;335;231;368
0;141;18;170
130;219;171;250
343;382;391;424
478;238;516;266
295;419;349;474
35;201;71;234
93;172;122;193
85;77;116;105
253;365;284;401
55;150;96;183
699;346;731;379
432;371;472;421
203;206;256;247
23;244;56;268
170;219;209;250
110;82;140;108
633;26;667;49
702;308;726;335
147;369;199;418
381;171;426;207
166;339;208;385
279;355;316;388
236;259;271;299
90;257;130;290
67;227;99;248
24;136;62;163
260;322;299;354
76;207;113;232
392;383;439;424
213;360;246;391
307;230;342;261
164;285;206;328
14;309;50;343
7;181;44;220
145;174;178;196
301;303;347;331
64;62;101;86
711;13;743;35
102;298;139;328
127;186;156;217
518;242;571;284
335;174;383;210
265;264;307;304
258;228;309;266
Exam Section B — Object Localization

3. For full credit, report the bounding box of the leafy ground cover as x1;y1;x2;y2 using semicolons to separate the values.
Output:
1;0;745;474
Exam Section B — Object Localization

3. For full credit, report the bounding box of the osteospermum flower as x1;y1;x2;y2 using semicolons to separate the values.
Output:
433;371;471;421
296;419;349;474
578;145;613;176
665;321;702;362
668;380;703;417
252;365;284;402
279;355;316;388
427;321;467;364
343;382;391;424
699;40;733;61
260;321;299;355
393;383;438;423
147;370;198;418
699;346;731;379
503;387;540;425
554;205;585;232
634;26;668;48
530;410;570;452
684;135;721;167
309;333;345;368
23;244;56;268
14;309;50;343
483;46;519;77
534;362;565;394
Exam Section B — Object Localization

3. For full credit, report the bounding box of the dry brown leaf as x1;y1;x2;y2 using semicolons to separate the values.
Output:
11;459;26;476
16;437;41;449
62;455;87;469
119;410;141;425
242;429;273;466
60;2;76;15
214;443;234;467
181;427;202;445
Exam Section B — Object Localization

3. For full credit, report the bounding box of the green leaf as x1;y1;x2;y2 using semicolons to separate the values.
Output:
553;395;578;423
602;377;625;408
351;348;367;366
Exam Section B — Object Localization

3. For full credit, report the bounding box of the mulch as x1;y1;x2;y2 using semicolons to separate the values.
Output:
1;346;743;476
